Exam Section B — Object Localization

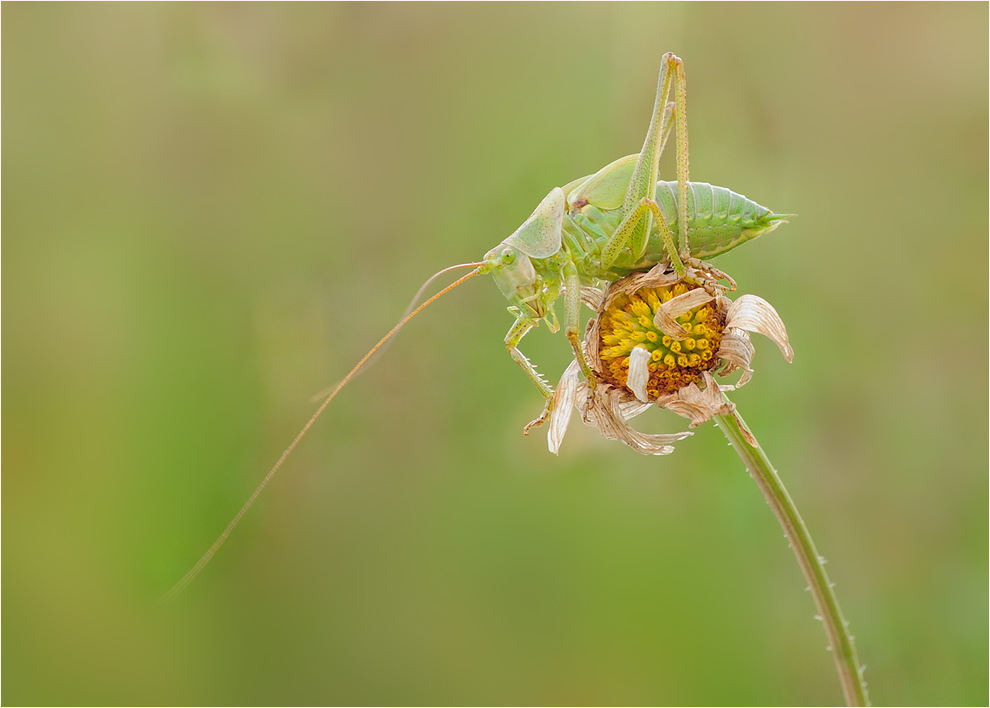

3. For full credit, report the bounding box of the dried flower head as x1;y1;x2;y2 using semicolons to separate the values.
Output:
548;266;793;455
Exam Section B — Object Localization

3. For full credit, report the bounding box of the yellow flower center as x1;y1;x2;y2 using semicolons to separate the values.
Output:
598;283;726;399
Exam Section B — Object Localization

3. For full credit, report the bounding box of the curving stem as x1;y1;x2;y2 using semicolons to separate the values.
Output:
713;404;870;707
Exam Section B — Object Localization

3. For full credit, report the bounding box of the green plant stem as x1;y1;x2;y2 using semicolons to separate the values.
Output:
713;405;869;707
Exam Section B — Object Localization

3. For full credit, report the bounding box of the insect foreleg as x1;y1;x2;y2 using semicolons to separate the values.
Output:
505;316;560;436
505;317;553;400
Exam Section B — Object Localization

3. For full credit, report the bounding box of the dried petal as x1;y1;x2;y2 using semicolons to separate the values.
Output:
579;286;605;311
627;346;652;403
715;328;755;389
547;360;581;455
661;287;715;319
661;372;736;427
653;309;690;340
617;399;652;421
732;410;759;448
577;384;692;455
652;287;714;340
725;295;794;362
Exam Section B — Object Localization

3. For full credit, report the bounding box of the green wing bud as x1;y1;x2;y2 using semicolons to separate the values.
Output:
565;154;637;211
504;187;565;259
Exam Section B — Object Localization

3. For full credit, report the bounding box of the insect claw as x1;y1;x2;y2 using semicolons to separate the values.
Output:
719;269;738;292
683;257;736;294
524;398;554;435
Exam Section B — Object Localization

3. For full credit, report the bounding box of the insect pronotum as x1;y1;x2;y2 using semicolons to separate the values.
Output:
162;52;789;602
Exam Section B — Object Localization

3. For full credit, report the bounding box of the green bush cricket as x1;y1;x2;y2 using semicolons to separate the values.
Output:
163;52;790;601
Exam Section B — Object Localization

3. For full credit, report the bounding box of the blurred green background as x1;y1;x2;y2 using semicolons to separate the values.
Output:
4;3;987;705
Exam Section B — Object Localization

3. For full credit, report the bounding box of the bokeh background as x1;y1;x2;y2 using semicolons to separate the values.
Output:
4;4;987;705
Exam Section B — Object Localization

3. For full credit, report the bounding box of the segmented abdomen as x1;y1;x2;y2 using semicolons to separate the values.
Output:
560;180;784;279
654;181;775;259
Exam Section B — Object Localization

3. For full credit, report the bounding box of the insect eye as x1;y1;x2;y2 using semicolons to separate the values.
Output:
501;248;515;265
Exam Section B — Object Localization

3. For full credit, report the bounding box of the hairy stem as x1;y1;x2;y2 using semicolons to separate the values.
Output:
713;406;869;707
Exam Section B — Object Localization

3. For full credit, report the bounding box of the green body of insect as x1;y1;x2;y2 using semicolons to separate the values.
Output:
479;53;789;425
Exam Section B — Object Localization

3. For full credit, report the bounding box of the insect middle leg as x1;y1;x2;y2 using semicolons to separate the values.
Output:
522;268;598;434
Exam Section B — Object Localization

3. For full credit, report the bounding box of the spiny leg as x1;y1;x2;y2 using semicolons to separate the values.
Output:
504;317;558;435
600;196;733;299
601;198;732;297
652;56;734;294
623;56;676;224
665;53;691;261
621;57;676;262
624;56;730;294
505;317;553;399
600;196;685;277
608;52;691;276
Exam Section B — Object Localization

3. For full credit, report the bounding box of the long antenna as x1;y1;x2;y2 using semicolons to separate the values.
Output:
160;264;485;603
309;261;486;402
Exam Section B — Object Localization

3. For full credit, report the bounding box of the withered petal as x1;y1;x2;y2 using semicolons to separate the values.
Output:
578;384;692;455
627;346;652;403
617;399;652;421
732;410;759;448
661;372;736;427
547;359;581;455
725;295;794;362
652;288;714;340
579;286;605;311
662;287;715;318
716;328;755;389
653;310;690;340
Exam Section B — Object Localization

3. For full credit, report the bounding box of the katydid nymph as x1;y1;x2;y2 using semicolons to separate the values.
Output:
162;52;790;601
